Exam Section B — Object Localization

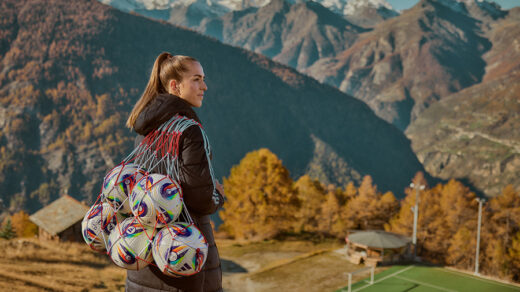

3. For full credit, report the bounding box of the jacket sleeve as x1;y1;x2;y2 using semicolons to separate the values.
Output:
178;125;223;216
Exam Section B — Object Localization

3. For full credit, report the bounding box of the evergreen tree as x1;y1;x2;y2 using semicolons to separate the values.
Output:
0;218;16;239
220;148;299;240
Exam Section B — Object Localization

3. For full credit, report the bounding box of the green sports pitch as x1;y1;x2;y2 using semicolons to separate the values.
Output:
338;265;520;292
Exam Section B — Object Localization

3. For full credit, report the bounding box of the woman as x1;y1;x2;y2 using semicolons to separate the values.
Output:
125;52;225;292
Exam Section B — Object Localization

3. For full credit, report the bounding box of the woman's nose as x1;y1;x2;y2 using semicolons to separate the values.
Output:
202;81;208;91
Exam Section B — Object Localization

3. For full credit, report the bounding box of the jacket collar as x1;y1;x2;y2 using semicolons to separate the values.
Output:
133;93;201;136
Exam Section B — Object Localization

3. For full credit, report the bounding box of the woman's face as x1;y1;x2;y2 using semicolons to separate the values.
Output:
174;61;207;108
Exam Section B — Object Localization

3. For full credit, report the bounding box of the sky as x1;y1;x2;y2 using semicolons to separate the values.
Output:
387;0;520;11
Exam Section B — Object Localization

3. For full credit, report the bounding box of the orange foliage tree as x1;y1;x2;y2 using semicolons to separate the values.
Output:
219;149;299;240
480;185;520;280
388;173;477;265
10;211;38;238
319;185;345;237
294;175;326;234
344;175;399;231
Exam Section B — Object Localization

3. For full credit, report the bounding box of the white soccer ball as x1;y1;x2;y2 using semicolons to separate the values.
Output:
107;217;156;270
130;174;183;228
152;223;208;277
82;202;120;252
101;163;147;215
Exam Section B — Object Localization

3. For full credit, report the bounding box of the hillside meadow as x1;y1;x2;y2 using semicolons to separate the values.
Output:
0;237;383;291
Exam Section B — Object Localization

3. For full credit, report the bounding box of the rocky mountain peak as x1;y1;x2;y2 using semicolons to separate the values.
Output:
263;0;292;12
422;0;506;20
342;0;394;15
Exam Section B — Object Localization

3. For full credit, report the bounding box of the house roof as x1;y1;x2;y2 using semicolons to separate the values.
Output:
347;230;411;249
29;195;90;236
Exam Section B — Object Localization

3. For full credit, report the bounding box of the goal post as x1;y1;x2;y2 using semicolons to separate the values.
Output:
347;266;374;292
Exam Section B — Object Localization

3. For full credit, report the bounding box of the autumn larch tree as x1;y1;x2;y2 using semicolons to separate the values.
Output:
294;175;326;234
481;185;520;280
219;148;299;240
10;210;38;238
345;175;398;231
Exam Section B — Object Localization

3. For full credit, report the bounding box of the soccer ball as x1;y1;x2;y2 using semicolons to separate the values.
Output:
152;223;208;277
107;217;156;270
130;174;183;228
82;202;120;252
101;163;147;215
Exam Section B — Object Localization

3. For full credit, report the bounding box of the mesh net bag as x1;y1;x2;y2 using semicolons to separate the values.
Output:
82;114;215;274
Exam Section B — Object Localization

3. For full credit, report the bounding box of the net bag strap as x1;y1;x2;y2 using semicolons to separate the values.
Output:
123;114;217;224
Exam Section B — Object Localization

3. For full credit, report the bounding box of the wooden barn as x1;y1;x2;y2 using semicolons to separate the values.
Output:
29;195;89;242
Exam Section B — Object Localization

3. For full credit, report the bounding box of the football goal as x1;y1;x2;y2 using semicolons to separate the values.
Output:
347;266;374;292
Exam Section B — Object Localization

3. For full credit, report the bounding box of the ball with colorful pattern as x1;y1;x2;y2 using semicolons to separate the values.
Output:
101;163;147;216
81;202;120;252
152;222;208;277
129;174;183;228
107;217;156;270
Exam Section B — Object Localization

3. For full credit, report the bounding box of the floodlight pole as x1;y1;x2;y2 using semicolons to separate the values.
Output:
475;198;485;275
410;182;424;260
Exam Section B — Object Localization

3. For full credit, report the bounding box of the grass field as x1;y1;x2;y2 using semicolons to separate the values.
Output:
3;238;519;291
1;237;379;291
0;238;126;291
339;265;520;292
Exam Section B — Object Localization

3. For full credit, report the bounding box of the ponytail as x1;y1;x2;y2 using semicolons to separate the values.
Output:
126;52;198;129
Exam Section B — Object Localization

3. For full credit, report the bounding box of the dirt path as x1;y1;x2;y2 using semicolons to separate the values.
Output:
218;239;382;292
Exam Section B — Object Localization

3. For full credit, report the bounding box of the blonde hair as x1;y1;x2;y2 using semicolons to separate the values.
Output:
126;52;198;129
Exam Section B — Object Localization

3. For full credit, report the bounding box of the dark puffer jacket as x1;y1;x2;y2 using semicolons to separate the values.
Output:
127;93;223;292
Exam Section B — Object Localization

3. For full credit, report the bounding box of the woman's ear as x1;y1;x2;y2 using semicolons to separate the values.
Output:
168;79;178;95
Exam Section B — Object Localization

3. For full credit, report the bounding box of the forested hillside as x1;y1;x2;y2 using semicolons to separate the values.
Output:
0;0;424;214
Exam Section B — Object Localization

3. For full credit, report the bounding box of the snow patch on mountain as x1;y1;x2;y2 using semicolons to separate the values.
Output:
99;0;231;14
343;0;394;15
99;0;398;18
314;0;396;16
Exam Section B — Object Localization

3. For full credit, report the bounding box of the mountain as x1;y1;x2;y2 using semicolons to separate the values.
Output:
405;7;520;196
100;0;397;69
99;0;399;20
304;0;504;130
406;72;520;197
99;0;231;15
198;0;366;70
341;0;400;28
0;0;425;214
99;0;511;133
